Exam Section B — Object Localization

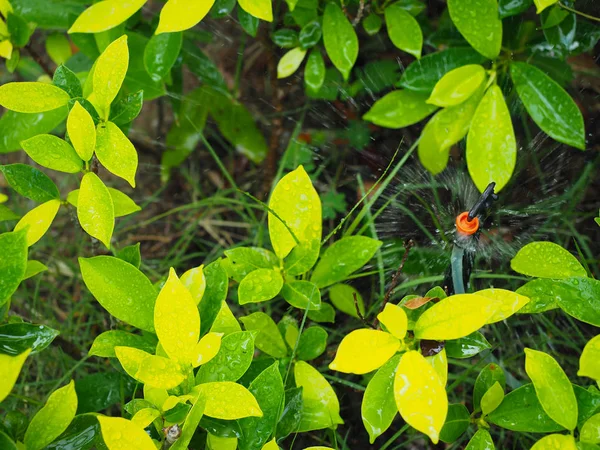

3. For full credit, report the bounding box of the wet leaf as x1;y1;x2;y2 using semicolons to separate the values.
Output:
329;329;400;375
68;187;140;218
427;64;486;107
363;90;437;128
156;0;215;34
14;199;61;246
24;380;77;450
277;47;307;79
192;332;222;368
93;35;129;117
69;1;145;33
0;82;70;113
210;302;242;336
362;354;401;443
109;90;144;125
53;65;82;99
297;327;327;361
238;0;272;21
579;335;600;381
0;108;68;154
134;353;185;389
363;13;383;35
481;381;504;416
377;303;408;339
0;229;28;305
473;363;506;412
144;31;182;80
77;172;114;248
79;255;157;332
448;0;502;59
224;247;278;282
272;29;299;48
89;330;157;358
553;278;600;327
445;331;491;359
299;20;321;49
284;238;320;276
476;288;530;323
180;265;206;305
534;0;558;13
322;2;358;80
295;360;343;431
510;62;585;149
238;7;259;37
21;134;82;173
0;322;58;356
240;312;287;358
97;416;155;450
581;413;600;444
96;121;138;187
395;350;448;444
511;241;586;279
0;349;30;402
194;382;263;419
525;348;578;430
439;403;470;444
67;101;96;161
516;278;562;313
200;260;229;335
500;0;533;18
465;429;494;449
385;4;422;58
281;280;321;310
207;434;237;450
44;414;101;450
276;387;303;439
269;165;321;259
328;283;365;318
304;49;326;92
238;268;283;305
531;434;577;450
155;268;200;362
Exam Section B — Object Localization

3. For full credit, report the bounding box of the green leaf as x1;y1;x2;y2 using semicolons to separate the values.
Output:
473;363;506;412
238;363;284;450
76;372;134;414
363;90;437;128
0;205;19;222
117;243;141;268
581;413;600;444
448;0;502;59
525;348;578;430
516;278;562;314
171;394;206;450
511;241;587;279
53;65;83;99
296;326;327;361
445;331;491;359
240;312;287;358
96;121;138;187
98;416;155;450
156;0;215;34
79;255;157;332
276;387;303;439
0;107;68;154
439;403;470;444
295;360;343;432
488;383;563;432
580;335;600;381
200;260;229;335
272;29;299;48
0;229;28;305
268;165;321;259
535;0;558;13
77;172;114;248
553;278;600;328
238;0;272;22
68;0;146;34
23;260;48;279
322;2;358;80
134;353;185;389
363;13;383;35
385;4;423;58
299;20;321;51
6;13;32;47
238;7;259;37
307;302;336;323
110;90;144;126
311;236;382;288
67;101;96;161
0;349;30;403
67;187;141;218
92;35;129;117
24;380;78;450
144;32;182;81
361;354;400;443
238;268;283;305
0;82;70;113
510;62;585;149
399;47;489;94
467;84;516;193
328;283;365;318
532;434;577;450
465;429;494;449
277;47;307;79
193;382;263;420
196;331;255;384
0;164;59;203
283;238;320;276
224;246;278;282
481;381;505;416
21;134;83;173
0;431;17;450
46;34;72;66
89;330;157;358
281;280;321;310
0;323;59;356
427;64;486;107
499;0;533;17
124;32;167;101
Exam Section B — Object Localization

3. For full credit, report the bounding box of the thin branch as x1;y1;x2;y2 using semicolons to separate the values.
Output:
353;292;373;328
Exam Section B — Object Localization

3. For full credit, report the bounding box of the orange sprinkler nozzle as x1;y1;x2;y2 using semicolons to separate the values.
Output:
456;211;479;235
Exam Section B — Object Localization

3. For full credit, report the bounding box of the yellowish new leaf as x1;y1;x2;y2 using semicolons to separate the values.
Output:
579;335;600;381
14;199;61;246
0;349;30;403
181;265;206;304
96;121;138;187
238;0;273;22
77;172;114;249
476;288;530;323
69;0;147;34
93;36;129;117
329;329;400;374
0;82;69;113
156;0;216;34
97;416;156;450
67;101;96;161
193;382;263;420
192;332;222;368
377;303;408;340
131;408;160;428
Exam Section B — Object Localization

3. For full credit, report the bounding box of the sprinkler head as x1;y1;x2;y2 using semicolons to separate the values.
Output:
456;211;479;235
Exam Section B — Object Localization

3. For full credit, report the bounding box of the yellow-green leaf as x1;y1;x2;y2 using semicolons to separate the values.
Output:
77;172;114;248
192;332;222;368
21;134;83;173
238;0;273;22
181;265;206;305
144;385;168;409
68;0;147;34
0;82;70;113
157;0;216;34
136;354;185;389
511;241;587;279
534;0;558;14
448;0;502;60
96;121;138;187
14;199;61;246
322;2;358;80
525;348;578;430
193;382;263;419
394;350;448;444
480;381;504;416
530;434;577;450
155;268;200;363
427;64;486;107
295;360;343;431
363;90;437;129
24;381;77;450
97;416;156;450
0;349;30;403
268;165;321;259
210;302;241;335
260;439;279;450
467;84;516;193
131;408;161;428
329;329;400;375
93;36;129;117
426;349;448;387
384;4;423;59
579;335;600;381
207;434;238;450
581;413;600;444
67;101;96;161
0;39;12;59
67;187;140;218
239;268;284;305
476;288;530;323
414;294;495;340
377;303;408;340
329;284;365;318
277;47;307;79
115;346;150;378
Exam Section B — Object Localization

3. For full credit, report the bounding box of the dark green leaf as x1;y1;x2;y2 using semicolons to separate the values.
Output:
488;384;564;432
322;2;358;80
7;13;33;47
464;429;494;449
0;164;60;203
516;278;561;314
272;29;299;48
53;65;83;99
200;260;229;335
238;7;259;37
543;12;577;59
541;5;569;29
304;49;325;93
75;373;133;414
0;205;20;222
281;281;322;311
448;0;502;59
200;417;242;439
511;61;585;149
575;384;600;430
12;0;84;29
307;302;336;323
289;0;318;27
473;363;506;411
363;14;382;35
398;47;487;94
296;327;327;361
124;32;166;101
554;277;600;327
0;323;59;356
276;387;303;439
572;20;600;55
196;331;256;383
183;39;228;93
115;243;141;269
0;108;68;154
529;55;573;87
144;32;183;81
210;0;236;18
299;20;322;49
499;0;533;18
165;402;191;424
307;67;341;101
445;332;491;359
110;91;144;126
439;403;470;443
67;98;100;124
0;230;28;306
0;431;17;450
